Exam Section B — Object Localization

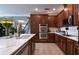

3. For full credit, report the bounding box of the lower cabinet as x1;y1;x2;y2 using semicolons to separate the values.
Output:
55;34;79;55
73;41;79;55
55;34;59;45
12;39;35;55
66;39;74;55
55;34;67;54
61;37;67;53
48;33;55;43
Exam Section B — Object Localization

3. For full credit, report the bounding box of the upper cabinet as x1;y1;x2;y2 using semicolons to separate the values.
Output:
31;14;58;28
48;16;57;27
57;10;65;27
65;4;79;26
64;4;78;26
57;4;78;27
30;14;48;33
31;4;78;28
64;4;73;16
72;4;78;26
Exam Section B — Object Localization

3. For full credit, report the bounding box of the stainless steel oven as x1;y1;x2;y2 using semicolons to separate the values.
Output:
39;24;48;39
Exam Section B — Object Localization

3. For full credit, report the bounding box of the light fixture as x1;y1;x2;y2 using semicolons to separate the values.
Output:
53;8;56;11
64;8;68;11
35;8;38;11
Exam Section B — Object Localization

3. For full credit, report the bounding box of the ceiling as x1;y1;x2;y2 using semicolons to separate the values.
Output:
0;4;64;16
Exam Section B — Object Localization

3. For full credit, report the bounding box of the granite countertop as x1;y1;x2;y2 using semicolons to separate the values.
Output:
0;34;35;55
49;32;78;42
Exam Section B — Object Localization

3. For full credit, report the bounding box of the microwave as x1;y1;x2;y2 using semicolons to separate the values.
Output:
63;15;74;26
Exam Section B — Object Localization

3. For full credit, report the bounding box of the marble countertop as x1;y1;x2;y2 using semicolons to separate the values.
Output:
49;32;78;42
0;34;35;55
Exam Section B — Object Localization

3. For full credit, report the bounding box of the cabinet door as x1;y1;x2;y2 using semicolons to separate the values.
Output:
31;14;49;42
61;37;67;53
55;34;67;54
57;11;64;27
48;33;55;42
55;34;59;45
64;4;78;26
73;4;78;26
73;41;79;55
40;15;48;25
31;15;41;33
66;39;74;55
48;16;57;27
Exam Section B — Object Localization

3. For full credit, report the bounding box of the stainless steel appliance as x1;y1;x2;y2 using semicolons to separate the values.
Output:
39;24;48;39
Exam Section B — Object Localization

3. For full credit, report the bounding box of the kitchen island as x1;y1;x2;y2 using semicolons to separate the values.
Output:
0;34;35;55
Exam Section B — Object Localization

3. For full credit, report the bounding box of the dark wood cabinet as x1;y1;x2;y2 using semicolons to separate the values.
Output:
56;4;78;27
64;4;73;17
73;41;79;55
65;4;78;26
31;14;49;42
55;33;78;55
31;14;59;43
48;33;55;43
57;11;65;27
61;37;67;53
48;16;57;27
31;14;41;34
64;4;78;26
55;34;59;45
73;4;78;26
66;39;74;55
55;34;67;53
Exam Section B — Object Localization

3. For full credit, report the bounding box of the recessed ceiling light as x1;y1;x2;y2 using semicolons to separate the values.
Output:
35;8;38;11
53;8;56;11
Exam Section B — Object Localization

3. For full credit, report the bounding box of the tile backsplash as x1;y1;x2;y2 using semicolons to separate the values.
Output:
49;27;58;32
60;26;78;36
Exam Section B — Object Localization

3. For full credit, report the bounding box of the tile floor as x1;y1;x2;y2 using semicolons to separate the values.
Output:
34;43;64;55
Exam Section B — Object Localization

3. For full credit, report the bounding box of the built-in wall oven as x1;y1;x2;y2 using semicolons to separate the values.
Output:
39;24;48;39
